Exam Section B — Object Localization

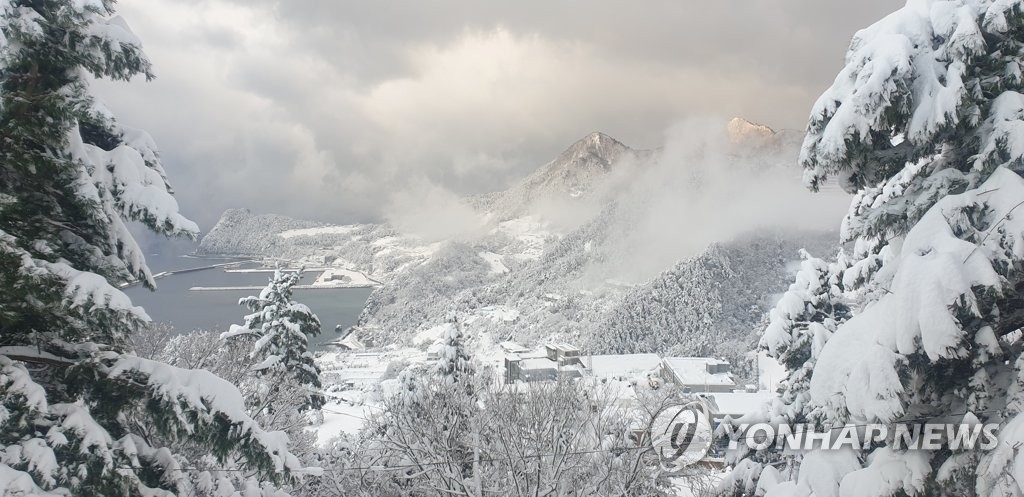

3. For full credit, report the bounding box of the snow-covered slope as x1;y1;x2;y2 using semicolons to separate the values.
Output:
589;230;837;376
726;117;804;156
354;217;835;384
467;132;651;221
198;124;840;373
197;209;441;282
197;208;323;257
196;130;648;279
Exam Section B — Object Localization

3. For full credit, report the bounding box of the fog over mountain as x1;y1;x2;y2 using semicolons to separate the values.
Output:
91;1;896;231
198;118;848;374
379;117;849;282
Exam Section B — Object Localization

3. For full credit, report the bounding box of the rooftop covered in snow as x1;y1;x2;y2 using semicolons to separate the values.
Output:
586;354;661;379
698;391;774;419
660;357;735;392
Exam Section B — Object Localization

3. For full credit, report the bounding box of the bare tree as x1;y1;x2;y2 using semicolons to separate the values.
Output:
479;379;667;497
341;368;669;497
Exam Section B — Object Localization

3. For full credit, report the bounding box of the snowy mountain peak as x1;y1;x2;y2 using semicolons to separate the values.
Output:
581;131;619;149
727;117;776;144
466;132;647;220
558;131;631;169
522;132;641;198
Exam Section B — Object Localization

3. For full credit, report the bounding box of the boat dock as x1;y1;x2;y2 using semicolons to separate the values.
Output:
119;259;256;288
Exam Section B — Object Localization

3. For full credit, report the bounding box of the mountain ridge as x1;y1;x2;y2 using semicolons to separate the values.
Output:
466;131;652;220
194;119;832;374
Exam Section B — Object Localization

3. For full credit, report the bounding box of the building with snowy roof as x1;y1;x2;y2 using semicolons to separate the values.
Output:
584;354;661;381
697;391;774;421
499;341;530;354
545;343;582;363
659;357;736;393
504;343;586;384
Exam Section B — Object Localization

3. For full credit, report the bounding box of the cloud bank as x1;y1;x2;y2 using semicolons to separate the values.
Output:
92;0;896;233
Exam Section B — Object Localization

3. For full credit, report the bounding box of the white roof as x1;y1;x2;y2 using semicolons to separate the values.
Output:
587;354;661;378
661;357;734;387
546;343;579;353
505;348;550;361
699;391;774;417
520;357;558;371
500;341;529;353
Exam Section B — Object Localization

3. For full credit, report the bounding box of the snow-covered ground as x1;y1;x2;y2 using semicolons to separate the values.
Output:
315;348;427;445
412;323;454;346
318;394;375;441
313;326;513;445
494;216;555;260
756;351;785;392
465;305;520;324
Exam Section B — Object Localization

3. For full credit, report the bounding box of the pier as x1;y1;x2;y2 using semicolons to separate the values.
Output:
119;259;256;288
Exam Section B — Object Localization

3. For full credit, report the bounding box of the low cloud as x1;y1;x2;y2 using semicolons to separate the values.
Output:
384;181;489;242
585;117;850;283
375;116;851;285
93;0;892;234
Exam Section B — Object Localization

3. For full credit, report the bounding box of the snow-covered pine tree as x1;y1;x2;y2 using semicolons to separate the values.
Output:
433;317;474;388
223;269;325;411
431;318;477;480
762;250;851;426
725;1;1024;495
719;250;852;495
0;2;313;496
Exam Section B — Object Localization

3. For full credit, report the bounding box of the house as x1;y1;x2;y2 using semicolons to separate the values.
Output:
499;341;530;354
517;357;560;382
659;357;736;393
504;354;586;383
426;342;443;361
545;343;583;365
697;390;774;461
504;343;586;384
698;391;774;422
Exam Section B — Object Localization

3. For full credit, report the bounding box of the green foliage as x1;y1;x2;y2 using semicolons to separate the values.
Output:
0;2;310;495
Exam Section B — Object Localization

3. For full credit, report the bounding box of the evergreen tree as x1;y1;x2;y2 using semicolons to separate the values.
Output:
223;269;324;411
761;250;851;424
0;1;312;495
720;250;852;495
433;317;474;388
725;1;1024;495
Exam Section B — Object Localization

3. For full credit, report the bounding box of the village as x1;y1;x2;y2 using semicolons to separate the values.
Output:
498;342;772;435
316;337;775;464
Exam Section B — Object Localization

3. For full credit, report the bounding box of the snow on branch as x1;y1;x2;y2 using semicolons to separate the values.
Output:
810;167;1024;422
106;355;322;479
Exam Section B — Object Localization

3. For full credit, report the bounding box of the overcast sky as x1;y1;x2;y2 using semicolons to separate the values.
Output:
93;0;899;230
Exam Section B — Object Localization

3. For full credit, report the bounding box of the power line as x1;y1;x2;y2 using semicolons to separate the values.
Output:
320;407;366;420
115;445;653;475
